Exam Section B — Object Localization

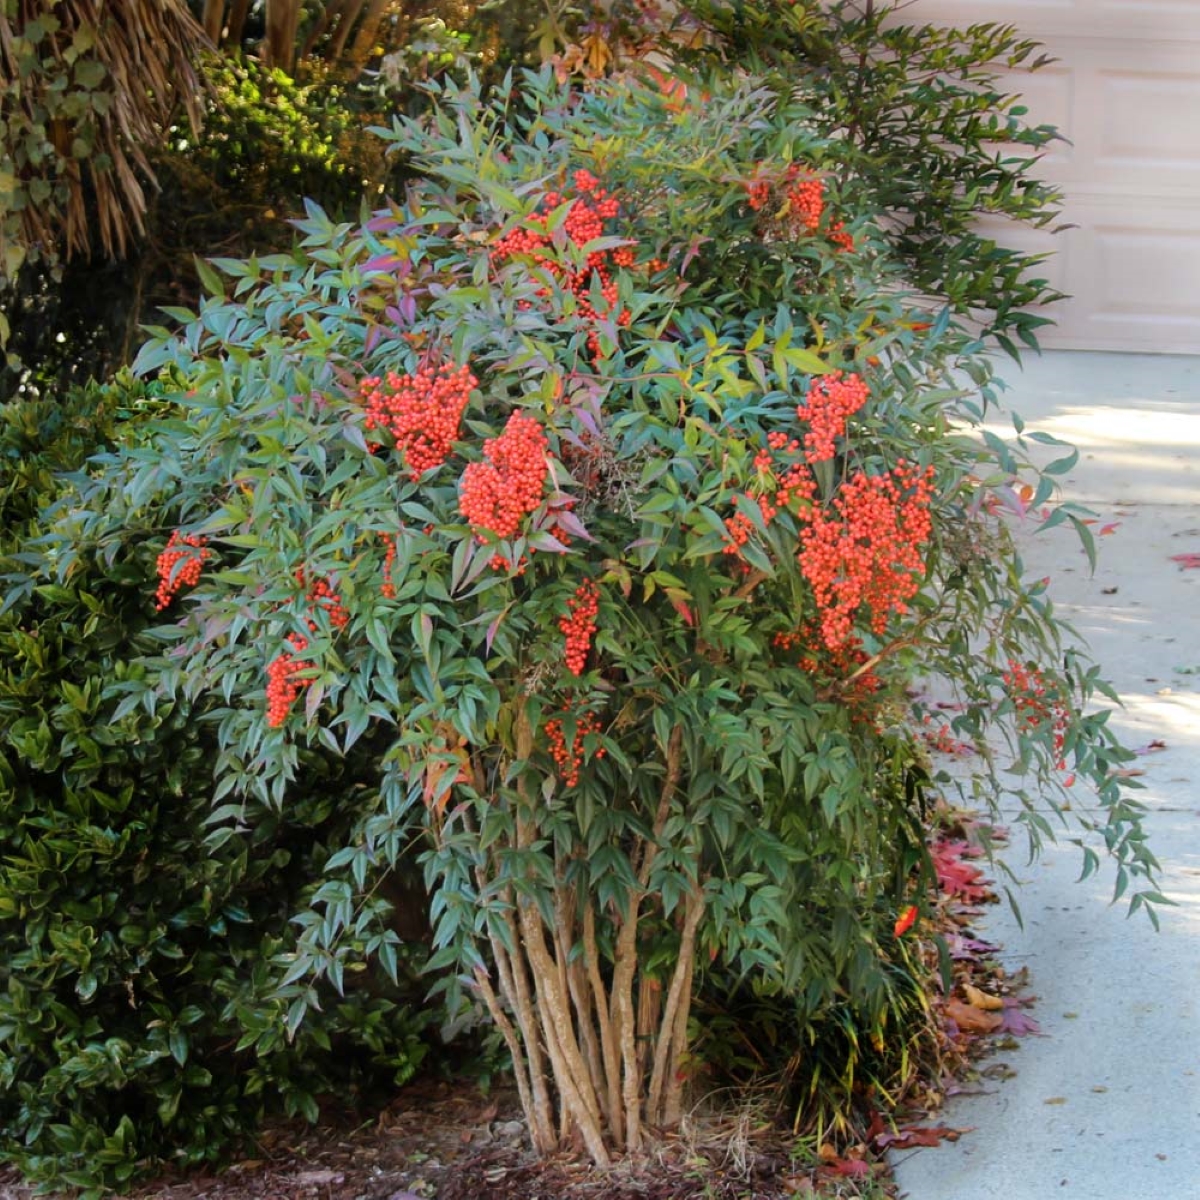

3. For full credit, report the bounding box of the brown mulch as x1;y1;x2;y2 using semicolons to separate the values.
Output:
0;1080;872;1200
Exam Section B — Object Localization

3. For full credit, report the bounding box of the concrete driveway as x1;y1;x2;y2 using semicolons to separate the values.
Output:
893;351;1200;1199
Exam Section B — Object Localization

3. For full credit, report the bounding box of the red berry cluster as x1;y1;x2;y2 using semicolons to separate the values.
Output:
828;221;855;252
743;163;855;251
490;169;633;360
797;461;934;649
155;531;210;610
723;431;816;556
266;633;311;728
545;710;606;788
773;625;881;706
459;411;550;540
1003;658;1069;767
488;551;529;574
263;572;351;728
380;534;397;599
295;568;351;631
359;360;477;480
795;371;870;463
744;165;823;230
920;716;974;757
559;579;600;675
784;174;824;232
745;178;771;211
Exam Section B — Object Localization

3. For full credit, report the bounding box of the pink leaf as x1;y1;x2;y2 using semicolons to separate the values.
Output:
997;1002;1043;1037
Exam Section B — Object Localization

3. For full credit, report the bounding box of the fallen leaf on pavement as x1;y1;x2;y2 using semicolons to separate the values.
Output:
996;1005;1042;1037
946;997;1003;1034
1170;553;1200;570
963;983;1004;1011
1108;767;1145;779
1134;740;1168;755
931;838;995;904
876;1125;971;1150
945;932;1000;960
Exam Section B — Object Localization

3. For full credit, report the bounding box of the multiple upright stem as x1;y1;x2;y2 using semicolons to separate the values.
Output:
468;719;702;1163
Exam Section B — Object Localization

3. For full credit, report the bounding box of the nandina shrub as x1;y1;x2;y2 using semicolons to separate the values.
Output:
28;69;1158;1167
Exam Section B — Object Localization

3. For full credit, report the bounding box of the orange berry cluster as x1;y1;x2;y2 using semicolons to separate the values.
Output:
459;411;550;541
545;710;606;788
1003;658;1069;767
797;461;934;649
796;371;870;463
266;633;311;728
773;626;881;705
723;431;816;556
294;568;351;631
155;530;210;610
784;175;824;232
745;178;771;211
264;572;351;728
744;165;823;229
828;221;855;252
920;716;974;757
359;361;477;480
743;163;855;251
559;579;600;675
380;534;397;599
490;168;633;360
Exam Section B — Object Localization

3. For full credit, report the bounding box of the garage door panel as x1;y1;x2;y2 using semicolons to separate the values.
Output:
1097;68;1200;175
909;0;1196;41
1043;201;1200;351
1009;66;1074;165
909;0;1200;352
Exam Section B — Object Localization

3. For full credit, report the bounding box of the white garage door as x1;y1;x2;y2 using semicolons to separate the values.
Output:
908;0;1200;354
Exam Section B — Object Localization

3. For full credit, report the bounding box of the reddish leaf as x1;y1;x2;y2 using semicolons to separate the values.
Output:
1134;739;1168;756
1170;553;1200;570
823;1158;871;1179
876;1125;970;1150
945;932;1000;960
894;904;919;937
996;1003;1043;1037
945;997;1003;1034
931;838;994;904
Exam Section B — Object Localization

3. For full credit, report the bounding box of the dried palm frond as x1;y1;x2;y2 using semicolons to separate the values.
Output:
0;0;208;274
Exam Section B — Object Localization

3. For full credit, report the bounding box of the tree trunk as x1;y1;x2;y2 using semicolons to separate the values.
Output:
226;0;252;47
263;0;301;71
202;0;225;44
347;0;390;68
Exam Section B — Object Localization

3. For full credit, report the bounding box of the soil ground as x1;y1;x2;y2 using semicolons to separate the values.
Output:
0;1080;888;1200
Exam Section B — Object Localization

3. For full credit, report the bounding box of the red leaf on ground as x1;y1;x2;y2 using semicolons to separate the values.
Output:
996;1003;1042;1037
945;932;1000;960
876;1125;970;1150
1170;553;1200;570
823;1158;871;1178
931;838;994;903
1134;739;1168;756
